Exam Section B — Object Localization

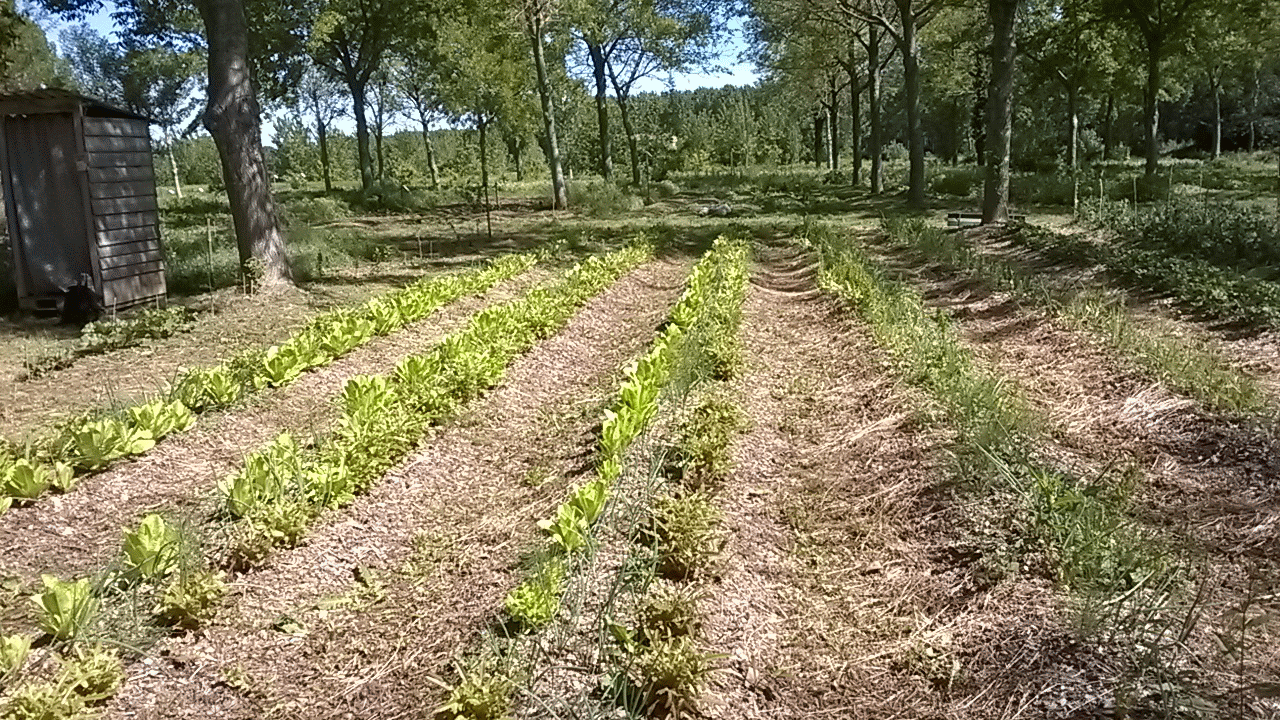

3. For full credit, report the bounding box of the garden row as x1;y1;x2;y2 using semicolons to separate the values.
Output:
876;217;1267;416
807;222;1181;640
0;252;542;514
434;236;749;719
0;241;652;719
1027;197;1280;329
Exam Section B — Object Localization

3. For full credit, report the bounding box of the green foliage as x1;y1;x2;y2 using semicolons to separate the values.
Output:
255;344;311;388
67;418;156;471
2;460;54;501
649;492;722;580
126;399;195;439
635;582;702;644
0;681;84;720
57;646;123;704
628;635;718;718
154;568;227;631
536;480;608;554
221;433;303;519
121;514;180;581
433;659;513;720
31;576;97;641
675;394;742;490
503;557;564;632
174;366;242;411
0;634;31;678
567;180;643;217
79;306;198;354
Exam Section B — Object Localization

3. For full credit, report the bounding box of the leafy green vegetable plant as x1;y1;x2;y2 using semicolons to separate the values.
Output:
32;576;98;641
127;399;195;439
122;514;181;581
0;633;31;678
2;459;54;501
504;557;564;631
174;366;241;411
69;418;156;471
154;568;227;630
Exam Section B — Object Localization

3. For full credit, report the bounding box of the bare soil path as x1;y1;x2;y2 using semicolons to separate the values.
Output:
106;256;692;720
700;242;1102;719
0;266;555;608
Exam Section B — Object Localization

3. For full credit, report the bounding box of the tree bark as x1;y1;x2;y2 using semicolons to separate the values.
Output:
849;52;861;186
1143;42;1160;176
814;112;826;167
166;129;183;199
897;0;925;206
1102;92;1114;161
193;0;291;287
616;93;641;186
420;121;440;189
352;80;374;191
318;116;332;192
869;24;883;194
1067;85;1078;171
479;117;489;192
982;0;1016;224
588;42;612;180
528;12;568;209
829;75;840;172
1211;74;1222;159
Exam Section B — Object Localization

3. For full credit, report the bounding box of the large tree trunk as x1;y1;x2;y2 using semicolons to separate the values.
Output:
374;122;385;181
1142;41;1160;177
317;116;332;192
588;42;612;180
528;13;568;209
165;129;183;199
1102;92;1114;161
616;93;641;186
814;112;826;167
1067;84;1078;171
420;120;440;189
193;0;291;287
898;0;925;206
869;24;883;194
982;0;1015;224
352;80;374;191
849;53;861;186
829;75;840;172
1211;74;1222;160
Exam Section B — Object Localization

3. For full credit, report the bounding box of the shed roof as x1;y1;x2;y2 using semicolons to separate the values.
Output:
0;88;153;123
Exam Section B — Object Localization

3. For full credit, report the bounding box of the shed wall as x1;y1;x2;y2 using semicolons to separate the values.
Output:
82;116;165;308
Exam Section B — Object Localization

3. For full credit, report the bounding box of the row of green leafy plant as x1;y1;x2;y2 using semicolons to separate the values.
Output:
879;217;1266;416
1;512;223;718
1026;198;1280;329
20;306;201;382
215;242;650;571
0;252;539;514
436;237;749;720
806;220;1176;602
1;244;652;719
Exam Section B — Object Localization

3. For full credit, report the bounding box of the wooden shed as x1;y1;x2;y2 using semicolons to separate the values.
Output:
0;89;166;312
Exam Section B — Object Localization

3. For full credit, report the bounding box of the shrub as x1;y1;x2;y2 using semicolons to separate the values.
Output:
568;180;643;217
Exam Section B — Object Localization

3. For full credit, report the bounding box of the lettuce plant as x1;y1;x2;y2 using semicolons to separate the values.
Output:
256;345;309;388
365;298;401;335
122;514;180;581
0;633;31;678
32;576;98;640
222;433;302;518
70;418;155;471
3;459;54;501
127;399;195;439
174;366;241;410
